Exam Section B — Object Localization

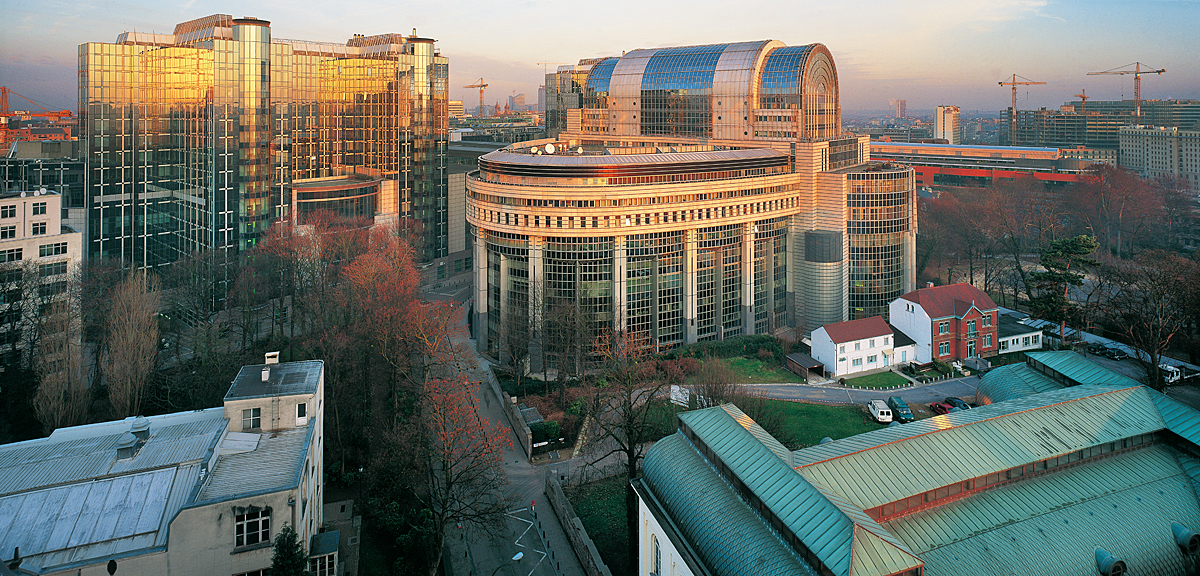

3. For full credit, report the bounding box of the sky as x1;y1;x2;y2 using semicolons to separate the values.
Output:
1;0;1197;115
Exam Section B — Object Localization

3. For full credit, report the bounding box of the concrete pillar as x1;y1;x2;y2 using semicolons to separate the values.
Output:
683;229;698;344
613;235;627;332
742;223;755;336
473;231;488;353
528;236;544;373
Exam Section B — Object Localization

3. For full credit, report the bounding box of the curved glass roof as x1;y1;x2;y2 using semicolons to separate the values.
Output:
640;44;730;92
583;57;618;95
759;45;814;108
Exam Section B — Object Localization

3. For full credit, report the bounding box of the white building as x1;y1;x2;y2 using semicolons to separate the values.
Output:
935;105;961;145
0;357;331;576
997;313;1044;354
811;316;913;377
1119;125;1200;189
0;188;83;371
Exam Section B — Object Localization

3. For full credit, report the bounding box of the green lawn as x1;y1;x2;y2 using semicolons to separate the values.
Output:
724;356;804;383
766;399;885;448
564;475;630;572
843;371;909;389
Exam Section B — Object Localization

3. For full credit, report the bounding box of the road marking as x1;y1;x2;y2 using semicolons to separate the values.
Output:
506;508;548;576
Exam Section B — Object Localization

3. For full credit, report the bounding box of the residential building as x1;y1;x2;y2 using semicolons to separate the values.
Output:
0;357;330;576
637;352;1200;576
476;41;916;359
80;14;449;270
889;282;999;363
1;141;86;232
934;105;960;145
1119;124;1200;188
0;189;83;370
997;312;1043;354
811;316;914;377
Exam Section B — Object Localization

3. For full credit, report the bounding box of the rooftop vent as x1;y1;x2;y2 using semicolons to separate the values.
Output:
261;367;271;382
130;416;150;441
1173;522;1200;555
819;437;833;445
1095;547;1126;576
116;431;138;459
265;351;280;365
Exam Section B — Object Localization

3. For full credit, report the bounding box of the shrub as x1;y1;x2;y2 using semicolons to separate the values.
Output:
757;348;773;361
543;420;561;440
661;359;685;382
637;361;659;379
678;357;702;375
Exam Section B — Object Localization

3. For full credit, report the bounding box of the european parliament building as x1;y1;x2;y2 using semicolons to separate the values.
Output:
79;14;449;272
471;41;916;359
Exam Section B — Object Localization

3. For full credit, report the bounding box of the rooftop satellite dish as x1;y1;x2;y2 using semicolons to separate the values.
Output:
545;143;556;154
530;147;538;154
577;147;583;154
19;191;26;197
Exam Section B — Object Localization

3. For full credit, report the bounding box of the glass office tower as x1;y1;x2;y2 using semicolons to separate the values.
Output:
79;14;449;275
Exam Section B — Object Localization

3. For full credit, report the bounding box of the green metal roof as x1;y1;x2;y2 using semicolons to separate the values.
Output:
975;362;1064;405
792;385;1165;510
1025;350;1141;387
883;445;1200;576
642;433;819;576
1147;385;1200;445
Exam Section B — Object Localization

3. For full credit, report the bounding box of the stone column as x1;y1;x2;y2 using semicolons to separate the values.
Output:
742;223;755;336
473;231;488;353
613;235;627;332
683;229;698;344
528;236;544;374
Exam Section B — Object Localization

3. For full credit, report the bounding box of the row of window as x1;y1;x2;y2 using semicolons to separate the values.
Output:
998;334;1041;351
0;202;45;219
838;337;890;354
474;196;800;231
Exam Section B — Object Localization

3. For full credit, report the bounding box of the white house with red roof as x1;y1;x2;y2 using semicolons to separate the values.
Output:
889;282;999;364
811;316;916;377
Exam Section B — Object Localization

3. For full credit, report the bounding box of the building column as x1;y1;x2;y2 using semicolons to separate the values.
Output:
742;223;755;336
473;231;488;353
613;235;627;332
683;229;698;344
528;236;544;373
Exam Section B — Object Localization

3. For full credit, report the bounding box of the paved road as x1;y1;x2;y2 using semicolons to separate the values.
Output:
746;376;981;407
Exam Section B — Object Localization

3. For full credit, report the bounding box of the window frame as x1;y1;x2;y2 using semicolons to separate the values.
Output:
242;407;261;430
234;508;270;547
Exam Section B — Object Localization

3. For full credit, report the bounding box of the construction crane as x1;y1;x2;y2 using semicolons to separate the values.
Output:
1074;89;1089;113
536;62;564;76
464;78;488;118
998;74;1046;139
1087;62;1165;120
1;86;73;151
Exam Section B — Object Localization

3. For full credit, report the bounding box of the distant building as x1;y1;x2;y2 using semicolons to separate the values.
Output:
537;85;546;112
449;100;465;119
637;352;1200;576
0;189;83;371
0;357;329;576
810;316;915;377
890;282;999;363
934;105;961;145
1002;99;1200;151
1059;145;1118;166
896;99;906;119
1119;124;1200;188
870;142;1092;187
509;93;526;111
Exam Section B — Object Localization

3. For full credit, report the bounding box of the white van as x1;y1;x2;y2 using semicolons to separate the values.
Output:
867;399;893;423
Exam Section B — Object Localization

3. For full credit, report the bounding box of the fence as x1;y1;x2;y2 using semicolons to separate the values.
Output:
544;469;615;576
482;364;534;458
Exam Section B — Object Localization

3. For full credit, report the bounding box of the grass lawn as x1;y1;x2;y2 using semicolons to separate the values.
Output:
723;357;804;383
564;475;630;572
766;399;885;448
843;371;909;389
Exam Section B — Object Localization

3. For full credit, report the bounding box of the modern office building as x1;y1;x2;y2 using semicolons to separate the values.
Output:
869;142;1092;187
636;352;1200;576
1119;124;1200;188
1001;99;1200;149
0;356;329;576
896;100;906;119
79;14;449;273
472;41;916;359
933;105;960;145
0;189;83;371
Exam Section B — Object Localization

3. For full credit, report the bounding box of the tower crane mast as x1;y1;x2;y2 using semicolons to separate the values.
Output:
1087;62;1165;120
997;74;1046;142
464;78;488;118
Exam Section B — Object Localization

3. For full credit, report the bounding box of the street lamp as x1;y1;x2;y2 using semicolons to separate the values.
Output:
488;552;524;576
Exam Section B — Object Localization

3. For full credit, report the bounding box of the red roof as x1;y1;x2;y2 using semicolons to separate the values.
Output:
900;283;997;320
819;316;892;344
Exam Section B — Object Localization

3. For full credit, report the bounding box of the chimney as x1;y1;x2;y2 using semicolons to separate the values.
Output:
265;351;280;365
130;416;150;441
926;281;934;289
116;432;137;459
261;366;271;382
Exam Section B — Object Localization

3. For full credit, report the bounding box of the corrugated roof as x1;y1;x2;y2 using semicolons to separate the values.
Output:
195;424;311;503
1025;351;1141;388
899;283;997;319
975;363;1064;405
482;147;784;167
642;433;820;576
819;316;892;344
884;445;1200;576
226;360;323;400
792;385;1165;510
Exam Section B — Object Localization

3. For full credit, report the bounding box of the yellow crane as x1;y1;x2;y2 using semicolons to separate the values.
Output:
1074;89;1089;113
1087;62;1165;120
464;78;488;117
998;74;1046;137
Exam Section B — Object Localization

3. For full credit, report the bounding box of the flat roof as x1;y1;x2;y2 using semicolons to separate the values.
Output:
871;141;1059;153
226;360;323;401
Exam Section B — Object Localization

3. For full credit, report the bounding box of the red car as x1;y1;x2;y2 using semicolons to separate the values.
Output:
929;401;954;415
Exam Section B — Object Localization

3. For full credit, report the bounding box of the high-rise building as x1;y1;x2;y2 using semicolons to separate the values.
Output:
475;41;916;360
449;100;465;119
896;99;906;119
1002;99;1200;148
538;85;546;112
935;105;961;144
79;15;449;272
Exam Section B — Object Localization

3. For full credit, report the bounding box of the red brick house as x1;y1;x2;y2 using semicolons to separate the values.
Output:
888;282;999;363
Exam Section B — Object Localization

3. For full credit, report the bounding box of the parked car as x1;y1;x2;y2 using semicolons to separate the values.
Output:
929;401;954;415
887;396;915;423
1105;348;1129;361
944;397;971;411
1086;343;1108;355
866;399;893;423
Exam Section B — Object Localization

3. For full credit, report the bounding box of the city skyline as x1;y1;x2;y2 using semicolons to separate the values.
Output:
2;0;1198;115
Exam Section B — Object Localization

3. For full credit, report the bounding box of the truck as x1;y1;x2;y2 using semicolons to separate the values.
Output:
1162;364;1183;385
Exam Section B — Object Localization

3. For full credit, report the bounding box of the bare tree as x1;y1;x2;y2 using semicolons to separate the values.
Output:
32;264;89;434
104;272;160;417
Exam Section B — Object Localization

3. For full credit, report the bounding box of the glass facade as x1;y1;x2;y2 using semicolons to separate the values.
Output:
846;169;914;320
640;45;726;138
79;14;449;274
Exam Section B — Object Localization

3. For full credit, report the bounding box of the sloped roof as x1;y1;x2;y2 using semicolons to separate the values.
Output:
195;425;312;504
899;283;997;319
977;351;1141;406
884;445;1200;576
819;316;892;344
1026;351;1140;388
997;314;1041;339
974;363;1064;405
792;385;1164;510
